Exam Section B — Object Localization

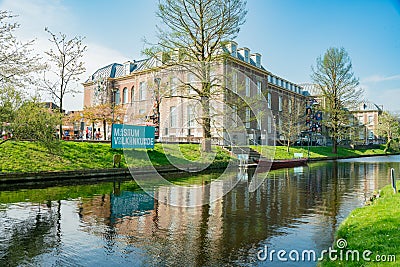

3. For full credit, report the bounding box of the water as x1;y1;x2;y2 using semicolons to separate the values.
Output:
1;155;400;266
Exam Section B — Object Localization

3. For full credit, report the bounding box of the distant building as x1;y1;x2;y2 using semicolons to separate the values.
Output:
301;83;384;145
83;41;308;144
351;101;384;144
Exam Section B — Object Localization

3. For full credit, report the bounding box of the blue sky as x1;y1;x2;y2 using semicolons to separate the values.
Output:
1;0;399;111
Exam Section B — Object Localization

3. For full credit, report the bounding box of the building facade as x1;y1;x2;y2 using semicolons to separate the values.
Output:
83;41;307;145
351;101;384;144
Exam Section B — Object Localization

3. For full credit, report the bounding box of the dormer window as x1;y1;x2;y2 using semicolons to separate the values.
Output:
244;49;249;63
231;43;237;57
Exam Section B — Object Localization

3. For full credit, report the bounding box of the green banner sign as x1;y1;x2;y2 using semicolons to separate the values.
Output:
111;124;155;149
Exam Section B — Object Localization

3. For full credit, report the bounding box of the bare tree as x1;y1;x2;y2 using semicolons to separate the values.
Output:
311;47;362;153
277;97;306;153
145;0;247;152
42;28;87;139
0;11;44;87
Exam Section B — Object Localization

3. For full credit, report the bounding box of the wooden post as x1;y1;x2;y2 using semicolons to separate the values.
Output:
391;168;397;194
113;154;121;168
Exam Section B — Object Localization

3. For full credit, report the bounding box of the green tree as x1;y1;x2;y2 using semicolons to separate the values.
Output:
42;28;87;139
311;47;362;153
12;101;61;154
376;111;400;153
0;86;24;125
145;0;247;152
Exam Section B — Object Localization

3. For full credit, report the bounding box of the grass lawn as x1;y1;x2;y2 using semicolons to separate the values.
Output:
320;181;400;266
0;141;231;173
250;145;390;160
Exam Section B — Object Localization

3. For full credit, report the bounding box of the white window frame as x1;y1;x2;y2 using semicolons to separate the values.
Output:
245;77;250;97
139;82;146;100
267;92;271;109
257;80;262;95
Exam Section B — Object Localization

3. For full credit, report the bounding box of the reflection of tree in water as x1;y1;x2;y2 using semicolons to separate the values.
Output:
75;160;396;266
0;201;60;267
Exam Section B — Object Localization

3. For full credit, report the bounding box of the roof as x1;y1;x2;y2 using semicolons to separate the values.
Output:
353;101;383;112
86;63;124;83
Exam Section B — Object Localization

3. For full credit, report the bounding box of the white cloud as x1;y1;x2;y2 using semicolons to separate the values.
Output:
362;74;400;83
364;87;400;111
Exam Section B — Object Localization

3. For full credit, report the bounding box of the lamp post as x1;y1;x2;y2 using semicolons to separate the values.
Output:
153;77;161;139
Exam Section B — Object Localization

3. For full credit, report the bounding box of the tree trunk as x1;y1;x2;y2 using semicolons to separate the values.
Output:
201;95;211;152
59;104;63;140
103;120;107;140
384;138;392;153
286;140;290;153
332;137;337;154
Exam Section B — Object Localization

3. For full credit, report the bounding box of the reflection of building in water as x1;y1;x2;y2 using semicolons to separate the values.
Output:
78;161;397;265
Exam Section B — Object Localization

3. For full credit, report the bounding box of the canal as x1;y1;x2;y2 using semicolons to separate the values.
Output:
1;155;399;266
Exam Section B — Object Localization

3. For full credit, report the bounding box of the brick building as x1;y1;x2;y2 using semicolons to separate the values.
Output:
83;41;307;145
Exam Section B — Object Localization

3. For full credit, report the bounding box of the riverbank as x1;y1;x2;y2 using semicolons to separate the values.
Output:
251;145;396;160
0;141;231;173
320;181;400;266
1;141;398;180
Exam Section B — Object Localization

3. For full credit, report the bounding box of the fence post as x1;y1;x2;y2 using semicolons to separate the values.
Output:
391;168;397;194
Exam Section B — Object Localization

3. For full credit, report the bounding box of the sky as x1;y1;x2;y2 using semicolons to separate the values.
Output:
0;0;399;112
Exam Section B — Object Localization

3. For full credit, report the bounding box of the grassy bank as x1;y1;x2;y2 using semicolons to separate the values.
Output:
251;145;391;160
320;181;400;266
0;141;231;173
0;141;396;173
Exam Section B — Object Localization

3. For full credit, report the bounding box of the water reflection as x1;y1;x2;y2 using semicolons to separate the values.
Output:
1;156;399;266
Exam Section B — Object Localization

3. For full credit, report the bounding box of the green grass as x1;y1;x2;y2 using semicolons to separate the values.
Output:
320;182;400;266
251;145;391;160
0;141;231;173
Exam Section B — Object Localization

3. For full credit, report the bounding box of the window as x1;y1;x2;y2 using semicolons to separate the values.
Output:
187;105;195;127
358;116;363;124
257;81;262;95
232;71;238;93
139;109;145;116
123;87;128;104
288;99;292;113
231;43;237;57
368;115;373;124
232;105;238;127
244;49;249;62
369;130;374;139
267;116;272;133
245;77;250;96
139;82;146;100
245;107;250;128
171;77;178;96
114;89;120;105
130;86;134;103
278;96;283;111
278;117;282;131
170;106;177;128
267;92;271;109
255;54;261;67
268;75;272;83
